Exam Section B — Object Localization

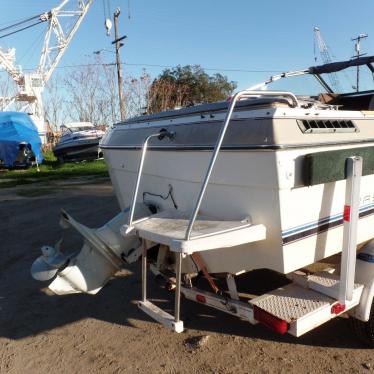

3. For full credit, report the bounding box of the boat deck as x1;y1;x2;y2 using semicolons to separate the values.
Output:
132;210;266;253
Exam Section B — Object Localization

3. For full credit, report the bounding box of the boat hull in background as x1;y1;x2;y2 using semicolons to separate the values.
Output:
54;138;102;162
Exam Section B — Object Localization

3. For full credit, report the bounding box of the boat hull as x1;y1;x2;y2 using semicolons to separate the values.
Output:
101;101;374;274
102;144;374;274
54;139;101;161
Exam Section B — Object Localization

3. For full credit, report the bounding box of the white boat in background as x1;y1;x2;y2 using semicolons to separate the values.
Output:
53;122;105;162
32;56;374;345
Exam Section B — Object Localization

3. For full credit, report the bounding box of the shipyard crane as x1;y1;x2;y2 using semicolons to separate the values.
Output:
0;0;93;143
313;27;342;93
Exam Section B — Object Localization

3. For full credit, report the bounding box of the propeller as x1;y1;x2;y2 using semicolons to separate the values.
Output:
31;239;68;281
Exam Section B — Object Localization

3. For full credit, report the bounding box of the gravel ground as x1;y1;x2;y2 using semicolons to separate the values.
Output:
0;181;373;374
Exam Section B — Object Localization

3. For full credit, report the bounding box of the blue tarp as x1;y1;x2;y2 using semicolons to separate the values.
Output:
0;112;43;167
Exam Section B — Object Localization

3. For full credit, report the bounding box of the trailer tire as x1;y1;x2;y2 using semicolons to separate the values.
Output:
350;301;374;347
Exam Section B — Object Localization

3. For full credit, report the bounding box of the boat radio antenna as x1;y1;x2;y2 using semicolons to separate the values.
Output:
351;33;368;92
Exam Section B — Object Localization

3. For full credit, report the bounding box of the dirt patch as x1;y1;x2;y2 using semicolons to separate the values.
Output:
0;181;373;374
0;177;111;201
16;187;56;197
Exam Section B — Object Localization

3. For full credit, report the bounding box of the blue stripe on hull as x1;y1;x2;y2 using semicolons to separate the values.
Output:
282;203;374;245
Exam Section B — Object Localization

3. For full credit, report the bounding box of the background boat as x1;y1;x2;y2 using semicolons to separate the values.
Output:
0;111;43;168
53;122;105;163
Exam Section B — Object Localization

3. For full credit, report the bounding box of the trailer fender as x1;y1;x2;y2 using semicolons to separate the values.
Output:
352;240;374;321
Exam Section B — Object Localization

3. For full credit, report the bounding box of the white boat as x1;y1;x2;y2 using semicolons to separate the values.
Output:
101;69;374;275
32;56;374;345
53;122;105;162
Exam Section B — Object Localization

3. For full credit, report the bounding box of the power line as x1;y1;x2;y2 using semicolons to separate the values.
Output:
0;15;38;28
0;61;284;75
122;62;284;73
48;62;284;74
0;13;41;34
18;25;46;65
0;20;45;40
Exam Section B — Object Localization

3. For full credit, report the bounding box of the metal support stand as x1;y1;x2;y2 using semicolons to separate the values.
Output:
138;240;184;333
142;240;147;302
339;156;363;304
174;253;182;323
226;274;239;300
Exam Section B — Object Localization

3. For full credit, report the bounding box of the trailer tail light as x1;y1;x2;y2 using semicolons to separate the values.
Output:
331;303;345;315
253;306;289;334
196;294;206;303
343;205;351;222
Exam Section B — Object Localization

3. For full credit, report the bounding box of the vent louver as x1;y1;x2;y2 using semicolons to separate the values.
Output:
297;119;358;133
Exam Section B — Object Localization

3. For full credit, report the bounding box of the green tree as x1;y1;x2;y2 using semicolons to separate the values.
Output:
147;65;237;114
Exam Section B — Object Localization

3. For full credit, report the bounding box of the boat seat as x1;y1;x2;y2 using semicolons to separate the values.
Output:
131;210;266;253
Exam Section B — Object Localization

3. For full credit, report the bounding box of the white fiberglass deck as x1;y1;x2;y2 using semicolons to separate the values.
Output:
132;210;266;253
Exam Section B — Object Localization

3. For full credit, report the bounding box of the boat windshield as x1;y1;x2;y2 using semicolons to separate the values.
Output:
61;126;94;134
70;126;94;132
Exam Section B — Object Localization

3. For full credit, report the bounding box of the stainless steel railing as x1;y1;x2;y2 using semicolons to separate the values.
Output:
126;129;175;231
184;90;299;240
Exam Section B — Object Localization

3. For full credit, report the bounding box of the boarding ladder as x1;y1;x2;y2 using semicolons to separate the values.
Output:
120;90;300;332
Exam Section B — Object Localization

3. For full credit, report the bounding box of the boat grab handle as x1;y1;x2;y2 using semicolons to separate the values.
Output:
126;129;175;231
237;90;299;108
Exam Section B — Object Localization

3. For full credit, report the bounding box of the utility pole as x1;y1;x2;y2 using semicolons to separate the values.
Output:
113;8;126;121
351;33;368;92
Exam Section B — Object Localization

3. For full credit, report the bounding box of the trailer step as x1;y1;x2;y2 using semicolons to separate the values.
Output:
251;273;364;337
307;272;363;302
138;300;184;333
251;284;335;322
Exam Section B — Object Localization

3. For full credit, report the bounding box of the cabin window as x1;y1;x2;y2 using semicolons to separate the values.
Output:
297;119;358;133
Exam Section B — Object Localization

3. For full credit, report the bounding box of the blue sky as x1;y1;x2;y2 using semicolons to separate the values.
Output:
1;0;374;92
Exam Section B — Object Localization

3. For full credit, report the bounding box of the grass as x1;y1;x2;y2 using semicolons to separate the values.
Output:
0;150;109;188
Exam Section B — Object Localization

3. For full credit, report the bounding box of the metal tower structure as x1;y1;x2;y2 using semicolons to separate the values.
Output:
0;0;93;143
313;26;342;93
351;33;368;92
